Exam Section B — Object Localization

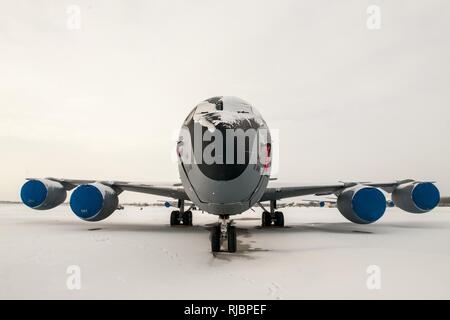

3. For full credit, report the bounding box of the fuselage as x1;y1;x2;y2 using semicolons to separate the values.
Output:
177;96;272;215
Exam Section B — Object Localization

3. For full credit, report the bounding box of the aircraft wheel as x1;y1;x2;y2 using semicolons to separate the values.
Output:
170;210;180;226
274;211;284;227
227;226;237;253
211;225;221;252
183;210;193;226
262;211;272;227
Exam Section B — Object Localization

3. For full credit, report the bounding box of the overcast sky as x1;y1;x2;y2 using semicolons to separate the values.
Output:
1;0;449;202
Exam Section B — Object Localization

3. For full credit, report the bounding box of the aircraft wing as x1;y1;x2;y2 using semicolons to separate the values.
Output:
260;179;417;201
26;177;189;200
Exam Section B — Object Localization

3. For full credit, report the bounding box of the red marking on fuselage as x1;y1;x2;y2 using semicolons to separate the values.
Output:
264;143;271;172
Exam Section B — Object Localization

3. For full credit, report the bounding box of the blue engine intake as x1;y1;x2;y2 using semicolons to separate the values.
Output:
70;183;119;221
392;182;440;213
337;186;386;224
20;179;67;210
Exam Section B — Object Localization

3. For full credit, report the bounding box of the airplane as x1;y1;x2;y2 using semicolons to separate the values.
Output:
20;96;441;253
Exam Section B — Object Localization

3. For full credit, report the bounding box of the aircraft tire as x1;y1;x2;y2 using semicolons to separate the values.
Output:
170;211;180;226
183;210;193;226
274;211;284;227
262;211;272;227
211;225;221;252
227;226;237;253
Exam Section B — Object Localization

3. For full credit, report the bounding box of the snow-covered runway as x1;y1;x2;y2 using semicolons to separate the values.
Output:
1;204;449;299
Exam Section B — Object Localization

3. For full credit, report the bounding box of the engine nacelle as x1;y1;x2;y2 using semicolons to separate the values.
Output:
70;182;119;221
337;186;386;224
20;179;67;210
392;182;440;213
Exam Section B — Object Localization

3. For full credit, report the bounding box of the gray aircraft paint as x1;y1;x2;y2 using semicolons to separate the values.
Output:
178;96;271;215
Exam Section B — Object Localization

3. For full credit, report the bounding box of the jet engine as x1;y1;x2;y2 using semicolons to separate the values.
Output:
70;182;119;221
337;186;386;224
392;182;440;213
20;179;67;210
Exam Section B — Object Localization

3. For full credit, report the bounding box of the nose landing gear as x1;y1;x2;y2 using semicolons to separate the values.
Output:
211;215;237;253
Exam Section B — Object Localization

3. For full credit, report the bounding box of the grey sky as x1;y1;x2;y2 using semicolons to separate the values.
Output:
1;1;449;202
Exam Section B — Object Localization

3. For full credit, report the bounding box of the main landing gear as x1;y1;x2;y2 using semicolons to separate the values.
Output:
170;199;193;226
211;215;237;253
261;200;284;227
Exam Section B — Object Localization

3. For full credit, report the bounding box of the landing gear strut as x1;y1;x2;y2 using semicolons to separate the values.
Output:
169;199;193;226
211;215;237;253
261;200;284;227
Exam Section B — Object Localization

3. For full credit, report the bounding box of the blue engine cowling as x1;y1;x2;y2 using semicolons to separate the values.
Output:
337;186;386;224
20;179;67;210
392;182;440;213
70;182;119;222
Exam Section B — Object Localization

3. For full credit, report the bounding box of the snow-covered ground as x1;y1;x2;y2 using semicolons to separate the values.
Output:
1;204;449;299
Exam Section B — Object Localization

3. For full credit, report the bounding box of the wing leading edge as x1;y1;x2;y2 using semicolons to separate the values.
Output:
28;178;430;202
261;179;423;201
26;177;189;200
